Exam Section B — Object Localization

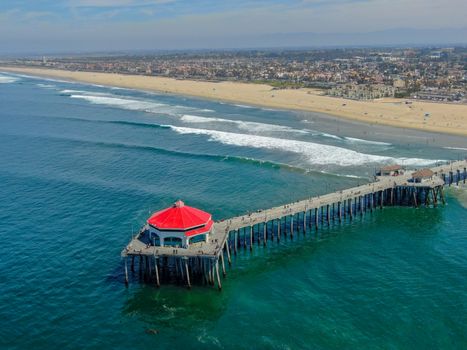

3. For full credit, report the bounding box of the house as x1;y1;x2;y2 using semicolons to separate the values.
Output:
410;169;434;183
377;164;404;176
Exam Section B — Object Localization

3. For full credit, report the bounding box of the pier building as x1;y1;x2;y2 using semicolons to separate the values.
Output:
146;200;212;248
377;164;404;176
410;169;434;183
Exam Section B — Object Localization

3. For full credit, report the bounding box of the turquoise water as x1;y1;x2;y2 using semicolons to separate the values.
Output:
0;72;466;349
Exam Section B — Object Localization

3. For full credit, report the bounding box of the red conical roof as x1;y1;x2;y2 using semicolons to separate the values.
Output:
147;200;212;231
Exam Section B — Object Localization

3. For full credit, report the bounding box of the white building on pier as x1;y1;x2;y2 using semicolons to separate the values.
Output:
146;200;213;248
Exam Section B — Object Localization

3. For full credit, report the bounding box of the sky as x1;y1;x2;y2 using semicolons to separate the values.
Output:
0;0;466;54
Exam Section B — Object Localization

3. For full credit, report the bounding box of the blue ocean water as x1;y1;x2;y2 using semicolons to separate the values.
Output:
0;72;466;349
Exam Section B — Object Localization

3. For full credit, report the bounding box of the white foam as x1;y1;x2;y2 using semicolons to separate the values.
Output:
180;114;308;134
36;83;56;89
61;89;85;94
0;75;19;84
318;170;368;179
320;132;342;140
345;137;391;146
234;104;254;109
444;146;467;151
293;128;342;140
70;94;167;111
181;115;218;123
169;126;440;167
8;73;71;84
342;174;367;179
61;89;114;97
68;92;206;116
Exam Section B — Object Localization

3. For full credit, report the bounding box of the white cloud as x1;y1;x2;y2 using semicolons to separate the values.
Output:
69;0;175;7
0;9;57;23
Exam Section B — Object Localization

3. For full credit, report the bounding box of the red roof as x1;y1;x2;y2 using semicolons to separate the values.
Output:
412;169;434;179
147;200;212;235
184;220;213;237
380;164;403;172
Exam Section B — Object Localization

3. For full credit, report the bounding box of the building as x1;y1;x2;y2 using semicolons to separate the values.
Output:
393;78;405;89
410;169;434;183
327;83;395;100
146;200;213;248
377;164;404;176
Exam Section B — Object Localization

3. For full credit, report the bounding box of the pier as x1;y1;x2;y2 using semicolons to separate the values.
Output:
121;160;467;289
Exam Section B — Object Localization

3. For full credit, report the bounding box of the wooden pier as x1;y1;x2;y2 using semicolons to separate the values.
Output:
121;160;467;289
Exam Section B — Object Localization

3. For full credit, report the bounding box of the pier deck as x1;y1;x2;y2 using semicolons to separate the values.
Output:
121;160;467;288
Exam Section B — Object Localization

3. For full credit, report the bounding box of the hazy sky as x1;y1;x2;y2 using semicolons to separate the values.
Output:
1;0;466;54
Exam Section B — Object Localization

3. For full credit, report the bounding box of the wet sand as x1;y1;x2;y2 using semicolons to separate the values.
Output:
2;66;467;137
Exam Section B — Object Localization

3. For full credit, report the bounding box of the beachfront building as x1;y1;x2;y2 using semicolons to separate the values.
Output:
146;200;213;248
377;164;405;177
410;169;434;183
327;83;395;100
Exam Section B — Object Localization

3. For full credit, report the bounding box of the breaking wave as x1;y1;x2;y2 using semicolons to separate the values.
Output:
320;132;342;140
16;132;374;181
7;73;71;84
67;92;206;116
169;126;440;167
444;146;467;151
13;132;307;173
36;83;56;89
61;89;94;94
68;94;175;112
31;114;171;131
0;75;19;84
345;137;391;146
61;89;116;97
180;114;308;134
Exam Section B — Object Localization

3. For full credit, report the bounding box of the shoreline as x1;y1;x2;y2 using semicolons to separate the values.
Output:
2;66;467;137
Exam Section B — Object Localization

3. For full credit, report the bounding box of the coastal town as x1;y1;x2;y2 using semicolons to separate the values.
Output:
4;47;466;102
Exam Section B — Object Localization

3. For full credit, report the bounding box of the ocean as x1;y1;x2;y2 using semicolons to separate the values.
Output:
0;72;466;349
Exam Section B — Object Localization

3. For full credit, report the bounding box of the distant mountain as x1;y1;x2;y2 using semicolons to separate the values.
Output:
211;28;467;49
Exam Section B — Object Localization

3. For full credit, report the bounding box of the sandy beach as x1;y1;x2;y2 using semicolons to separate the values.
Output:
2;66;467;137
